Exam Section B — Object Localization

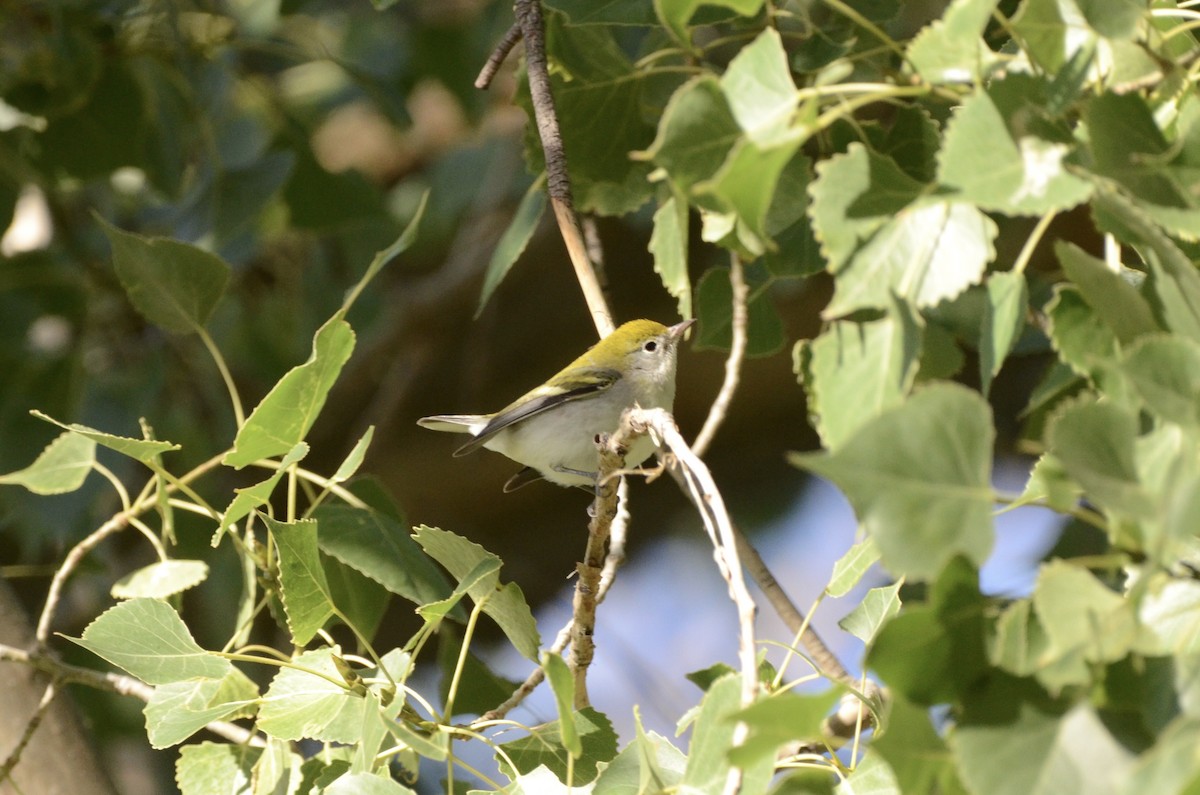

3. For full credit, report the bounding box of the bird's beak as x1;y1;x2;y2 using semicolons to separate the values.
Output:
668;318;696;342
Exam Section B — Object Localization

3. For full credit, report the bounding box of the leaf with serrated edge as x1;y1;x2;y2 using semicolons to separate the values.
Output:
331;427;374;483
839;582;903;643
413;526;541;660
99;216;231;334
267;516;335;646
176;742;260;795
31;410;178;464
791;384;994;580
315;506;453;610
0;431;95;495
68;598;231;684
826;537;882;598
145;667;258;749
213;443;308;545
980;271;1029;396
224;317;355;469
478;178;546;318
543;653;581;757
112;560;209;600
649;193;692;319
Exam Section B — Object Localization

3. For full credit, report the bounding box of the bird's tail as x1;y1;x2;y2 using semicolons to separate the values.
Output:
417;414;487;434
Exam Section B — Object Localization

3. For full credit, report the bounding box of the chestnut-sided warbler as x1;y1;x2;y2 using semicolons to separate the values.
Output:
418;318;693;491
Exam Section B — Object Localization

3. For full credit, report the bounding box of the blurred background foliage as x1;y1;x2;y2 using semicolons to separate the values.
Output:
0;0;1079;789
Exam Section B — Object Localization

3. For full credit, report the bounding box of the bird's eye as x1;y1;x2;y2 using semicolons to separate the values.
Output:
643;340;658;352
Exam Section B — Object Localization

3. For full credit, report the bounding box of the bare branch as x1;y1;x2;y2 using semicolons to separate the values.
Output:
511;0;614;336
0;643;261;746
0;680;58;785
692;253;748;457
475;22;522;90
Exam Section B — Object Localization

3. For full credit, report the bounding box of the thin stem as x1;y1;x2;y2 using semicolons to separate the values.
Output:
0;680;59;785
442;599;486;721
91;461;131;512
197;326;246;428
1011;211;1057;276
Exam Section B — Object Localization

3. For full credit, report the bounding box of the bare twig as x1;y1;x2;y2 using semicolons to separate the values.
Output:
0;643;261;746
477;480;631;723
692;253;748;457
0;680;58;784
567;438;627;708
476;22;523;89
36;515;128;645
511;0;614;336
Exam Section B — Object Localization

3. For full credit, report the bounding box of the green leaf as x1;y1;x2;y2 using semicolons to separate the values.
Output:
413;526;541;661
68;598;232;685
344;190;428;313
314;505;454;611
176;742;260;795
1046;398;1153;518
639;76;741;193
836;751;901;795
112;560;209;600
790;385;995;580
718;28;797;144
477;178;547;318
519;17;659;214
980;272;1029;396
0;431;94;495
324;773;415;795
810;144;924;273
545;0;659;25
592;723;687;795
989;599;1052;677
258;646;407;743
267;516;335;646
500;707;619;784
826;537;882;598
728;688;842;766
953;704;1134;795
810;145;995;317
906;0;1001;83
1086;93;1200;238
1055;242;1160;345
543;652;581;757
871;695;963;794
655;0;765;44
1046;286;1119;377
145;667;258;749
30;410;179;464
1033;560;1152;666
324;557;390;643
223;316;355;469
331;426;375;483
825;200;997;317
649;192;692;320
1013;0;1097;74
938;82;1092;214
697;133;806;255
693;266;784;356
213;442;308;545
839;582;903;644
98;217;230;334
800;298;923;450
868;558;988;704
680;673;773;794
1123;717;1200;795
1122;336;1200;426
1139;575;1200;655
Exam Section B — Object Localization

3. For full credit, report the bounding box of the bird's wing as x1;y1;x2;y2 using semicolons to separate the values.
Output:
453;367;621;456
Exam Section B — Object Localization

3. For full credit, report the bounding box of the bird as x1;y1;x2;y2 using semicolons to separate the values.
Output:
418;318;694;491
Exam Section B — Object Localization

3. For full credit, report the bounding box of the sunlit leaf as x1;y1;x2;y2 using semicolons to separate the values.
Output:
112;560;209;600
0;431;94;495
68;598;231;685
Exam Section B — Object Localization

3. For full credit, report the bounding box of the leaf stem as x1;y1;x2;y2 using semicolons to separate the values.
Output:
197;326;245;428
